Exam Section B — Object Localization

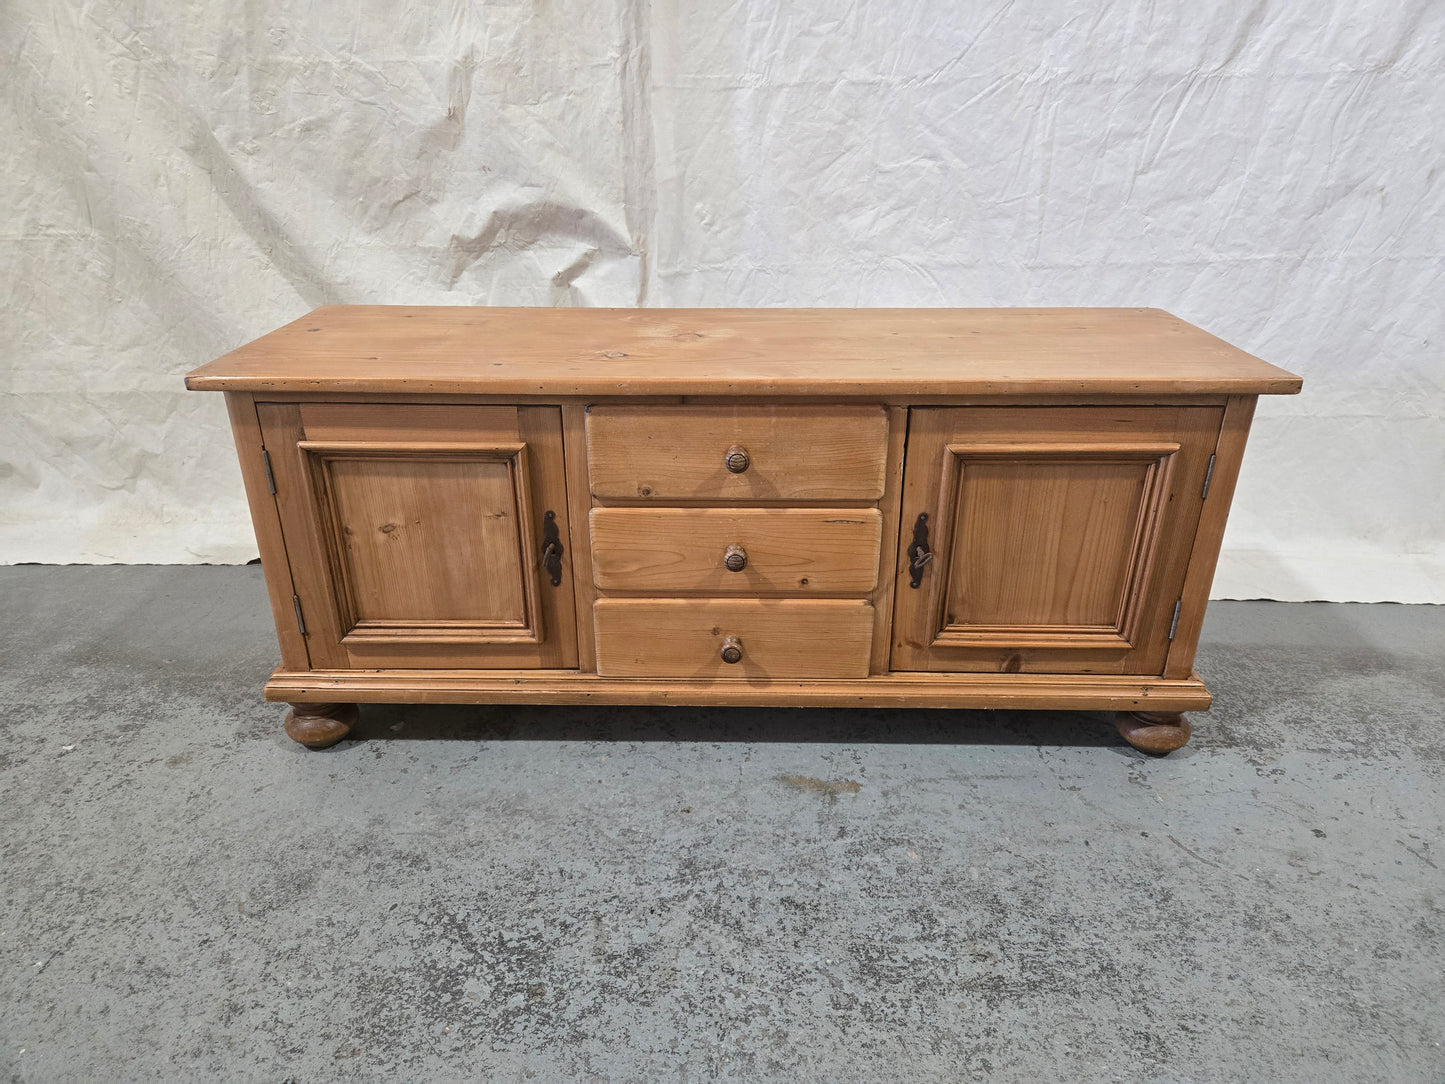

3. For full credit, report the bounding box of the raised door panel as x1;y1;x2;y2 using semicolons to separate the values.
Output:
307;447;532;639
892;407;1222;674
258;403;577;669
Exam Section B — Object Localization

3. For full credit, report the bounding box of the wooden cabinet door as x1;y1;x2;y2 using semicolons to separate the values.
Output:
891;406;1223;675
258;403;577;670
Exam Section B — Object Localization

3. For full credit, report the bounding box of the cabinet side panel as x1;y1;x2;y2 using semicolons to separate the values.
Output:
223;392;310;670
1164;395;1258;679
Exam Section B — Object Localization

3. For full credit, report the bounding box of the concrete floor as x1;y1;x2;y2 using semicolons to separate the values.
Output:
0;566;1441;1082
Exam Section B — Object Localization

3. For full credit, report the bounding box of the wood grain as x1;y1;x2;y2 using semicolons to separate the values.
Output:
266;667;1214;712
586;404;888;502
589;508;882;594
186;307;1303;397
594;598;874;679
297;402;521;441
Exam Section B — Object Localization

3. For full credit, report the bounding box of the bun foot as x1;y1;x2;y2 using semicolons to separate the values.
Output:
283;702;359;749
1115;710;1192;755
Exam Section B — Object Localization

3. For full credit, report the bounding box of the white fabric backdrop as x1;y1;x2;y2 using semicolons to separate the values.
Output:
2;1;1441;601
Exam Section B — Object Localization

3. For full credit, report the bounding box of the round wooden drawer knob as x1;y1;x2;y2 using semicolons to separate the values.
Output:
723;544;748;572
724;445;750;473
720;635;744;664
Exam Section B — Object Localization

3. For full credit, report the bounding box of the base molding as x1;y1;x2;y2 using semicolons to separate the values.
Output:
265;668;1212;712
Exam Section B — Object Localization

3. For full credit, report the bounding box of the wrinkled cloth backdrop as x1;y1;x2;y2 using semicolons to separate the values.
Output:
2;1;1442;601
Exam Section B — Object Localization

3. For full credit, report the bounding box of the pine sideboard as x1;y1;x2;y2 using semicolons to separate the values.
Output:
186;307;1301;754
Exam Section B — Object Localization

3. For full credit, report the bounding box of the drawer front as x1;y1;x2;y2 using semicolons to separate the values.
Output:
587;405;888;501
590;508;882;594
594;599;874;678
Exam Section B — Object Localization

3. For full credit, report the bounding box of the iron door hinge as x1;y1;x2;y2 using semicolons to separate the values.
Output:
292;594;307;637
261;449;277;495
1168;599;1182;640
1200;454;1216;499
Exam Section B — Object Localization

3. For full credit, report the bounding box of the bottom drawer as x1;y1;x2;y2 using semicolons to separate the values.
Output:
594;598;874;679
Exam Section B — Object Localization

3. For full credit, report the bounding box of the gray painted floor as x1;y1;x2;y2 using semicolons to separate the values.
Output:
0;566;1441;1082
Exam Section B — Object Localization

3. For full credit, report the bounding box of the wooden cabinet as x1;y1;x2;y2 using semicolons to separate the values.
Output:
187;307;1300;754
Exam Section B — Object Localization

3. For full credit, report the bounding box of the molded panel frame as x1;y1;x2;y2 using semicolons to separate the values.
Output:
928;441;1179;651
297;439;544;647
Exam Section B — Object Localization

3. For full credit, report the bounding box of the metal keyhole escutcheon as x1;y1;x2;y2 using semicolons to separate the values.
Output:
907;512;933;589
540;510;564;586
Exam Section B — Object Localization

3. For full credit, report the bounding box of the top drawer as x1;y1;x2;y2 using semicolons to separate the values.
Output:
587;405;888;501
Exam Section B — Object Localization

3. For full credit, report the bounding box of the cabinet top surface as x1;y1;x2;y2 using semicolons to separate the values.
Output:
185;306;1302;397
